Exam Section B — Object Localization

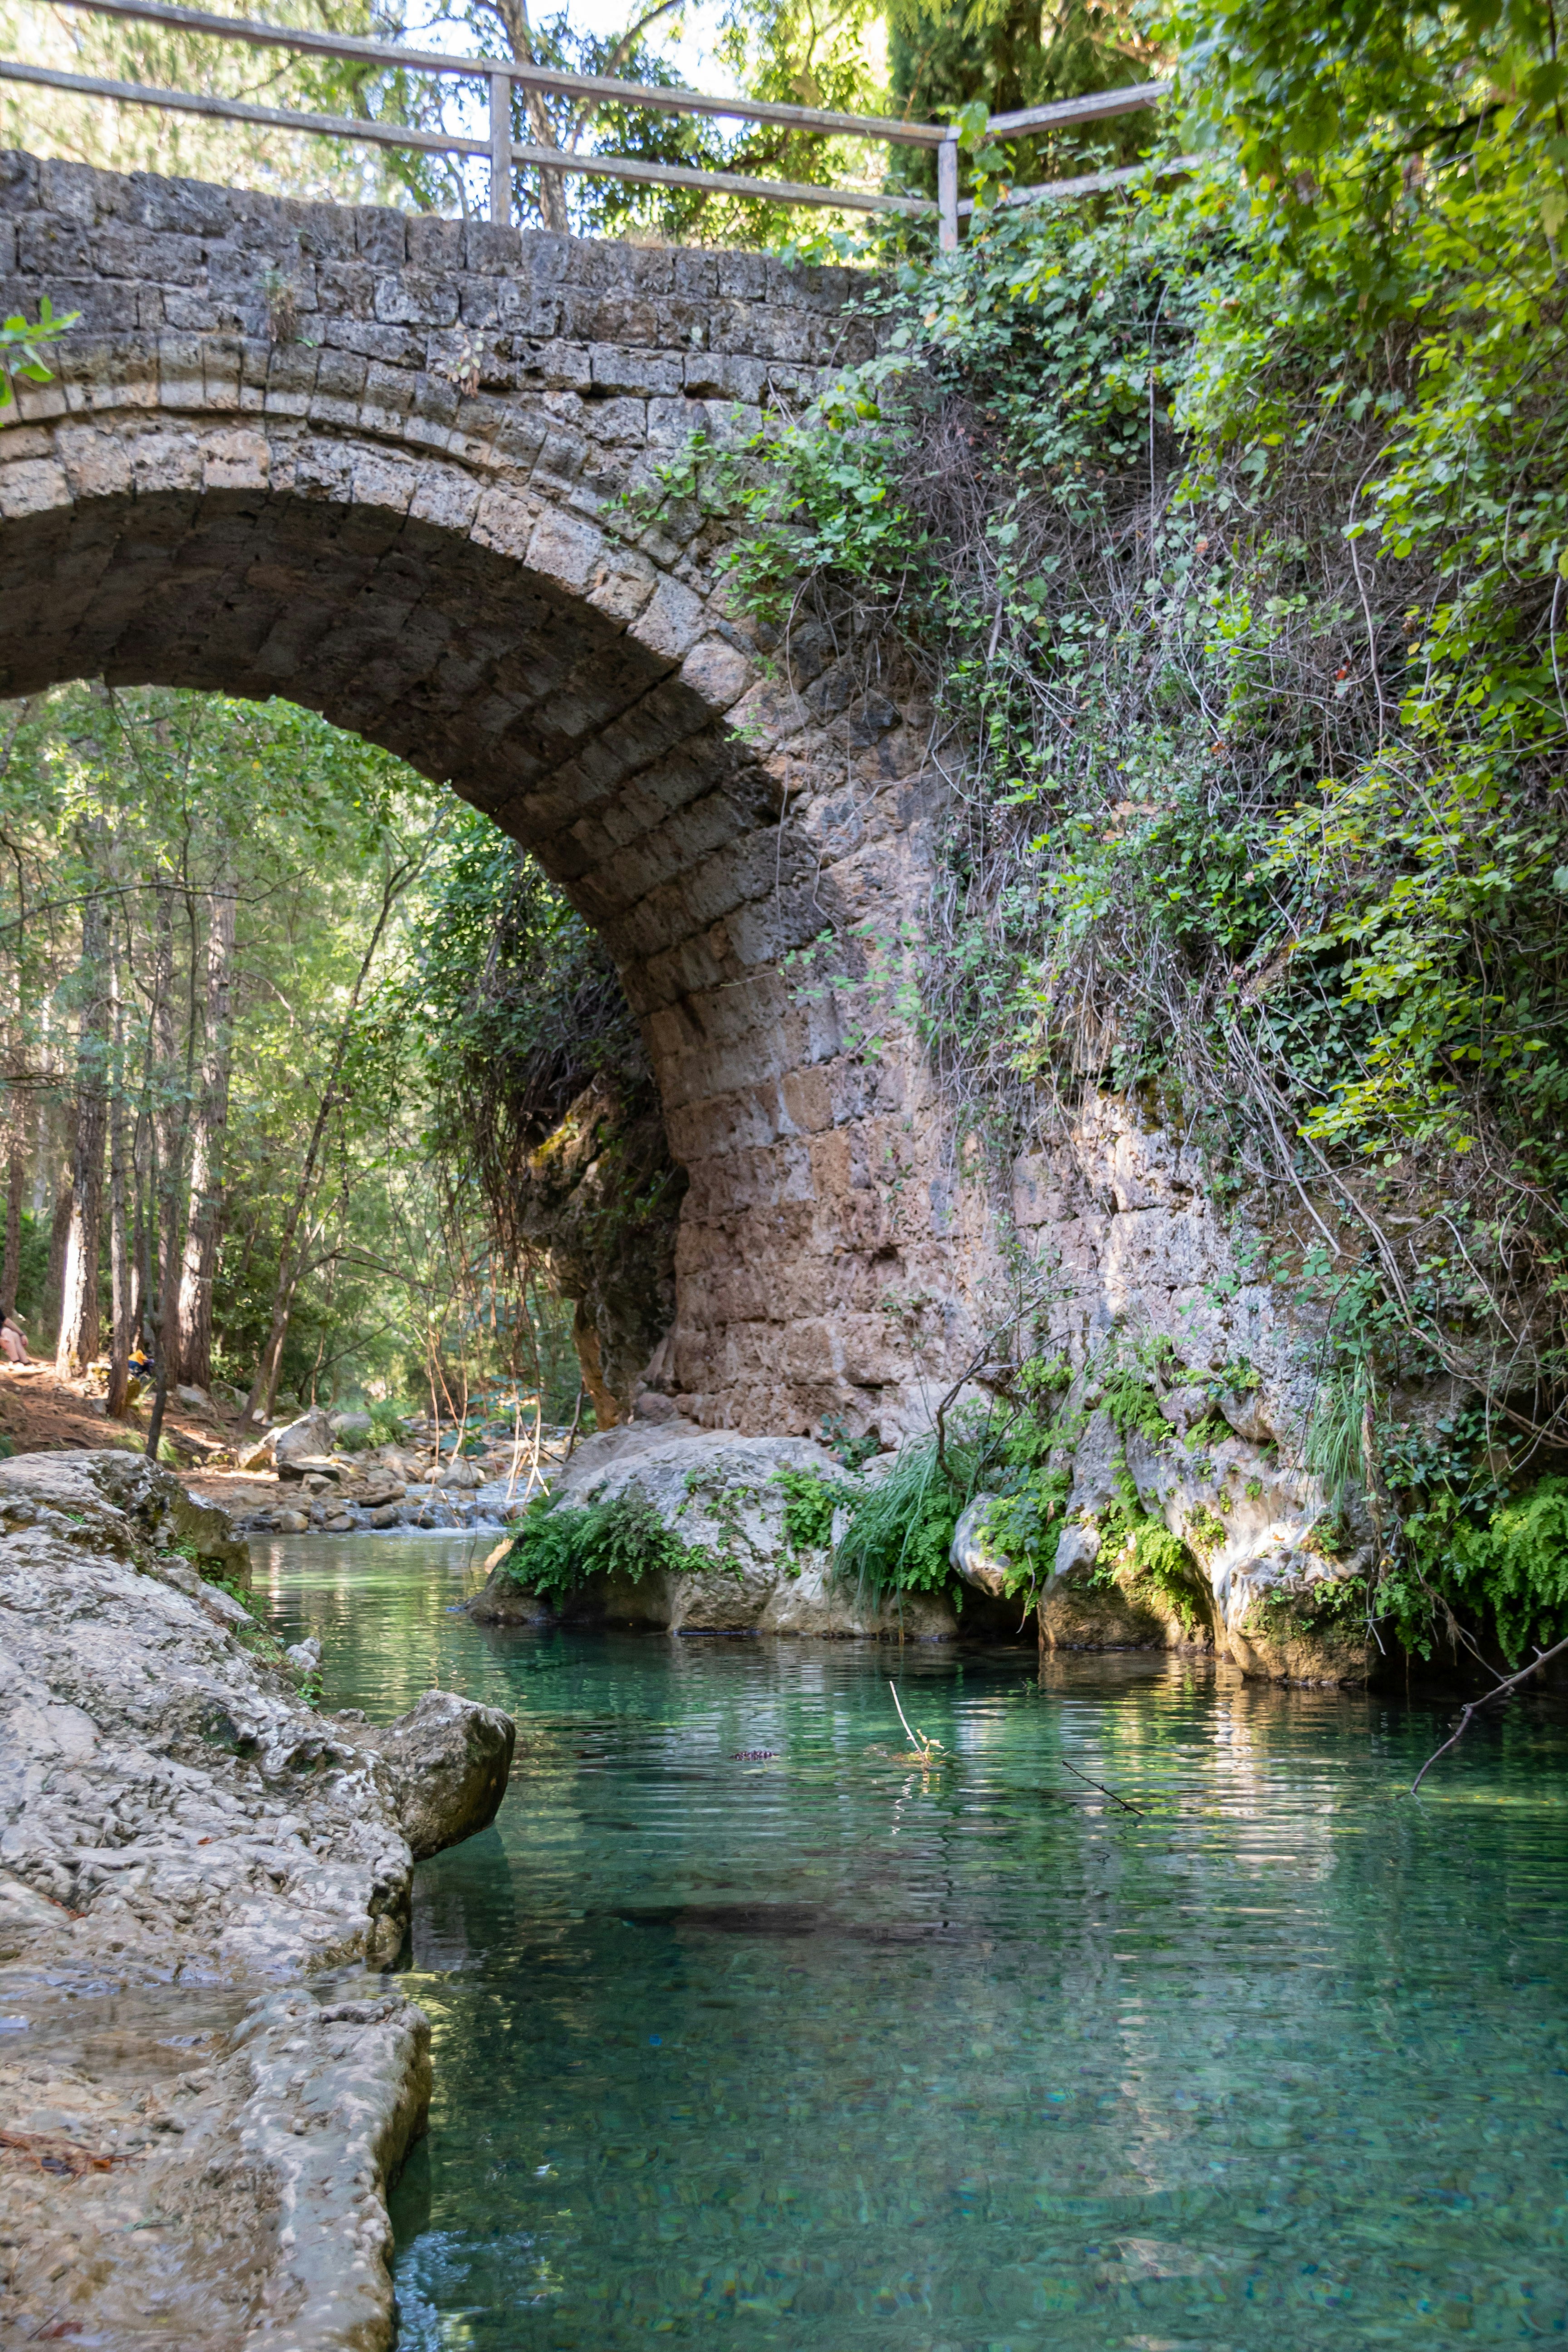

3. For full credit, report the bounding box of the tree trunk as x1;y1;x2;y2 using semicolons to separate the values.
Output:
1;1134;22;1318
56;882;112;1377
173;870;235;1390
105;935;132;1421
492;0;569;229
43;1142;70;1348
3;1004;25;1317
142;884;177;1460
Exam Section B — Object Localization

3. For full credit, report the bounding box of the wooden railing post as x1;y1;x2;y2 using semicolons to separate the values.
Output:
938;126;959;253
489;69;510;225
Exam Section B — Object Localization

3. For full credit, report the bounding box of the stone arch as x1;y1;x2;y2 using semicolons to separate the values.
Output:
0;152;972;1436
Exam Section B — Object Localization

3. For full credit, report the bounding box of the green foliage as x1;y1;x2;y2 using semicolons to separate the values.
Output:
887;0;1162;201
1094;1478;1210;1632
818;1413;881;1470
978;1463;1072;1594
0;299;77;416
773;1465;850;1555
832;1435;970;1605
660;0;1568;1460
1400;1475;1568;1663
497;1485;715;1605
1096;1371;1170;1446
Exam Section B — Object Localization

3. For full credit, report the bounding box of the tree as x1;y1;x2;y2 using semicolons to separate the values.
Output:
53;857;109;1376
173;863;236;1391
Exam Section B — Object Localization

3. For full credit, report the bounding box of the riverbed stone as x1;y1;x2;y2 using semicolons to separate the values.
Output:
273;1406;338;1478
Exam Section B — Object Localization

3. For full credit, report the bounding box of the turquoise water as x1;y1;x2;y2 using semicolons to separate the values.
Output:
257;1532;1568;2351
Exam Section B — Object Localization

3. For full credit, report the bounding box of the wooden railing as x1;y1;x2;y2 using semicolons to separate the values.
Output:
0;0;1168;250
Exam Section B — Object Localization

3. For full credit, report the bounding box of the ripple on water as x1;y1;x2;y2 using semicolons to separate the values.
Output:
261;1532;1568;2351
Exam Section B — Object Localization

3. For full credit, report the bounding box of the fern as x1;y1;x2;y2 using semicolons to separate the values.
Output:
498;1487;714;1603
1446;1476;1568;1663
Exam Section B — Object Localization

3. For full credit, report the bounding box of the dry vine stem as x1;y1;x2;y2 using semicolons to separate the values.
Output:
888;1681;943;1765
1408;1632;1568;1795
1060;1756;1144;1818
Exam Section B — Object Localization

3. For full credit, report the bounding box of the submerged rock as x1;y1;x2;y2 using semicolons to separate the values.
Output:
0;1448;515;2347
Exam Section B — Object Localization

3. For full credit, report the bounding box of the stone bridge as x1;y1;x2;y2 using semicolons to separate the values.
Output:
0;147;1013;1438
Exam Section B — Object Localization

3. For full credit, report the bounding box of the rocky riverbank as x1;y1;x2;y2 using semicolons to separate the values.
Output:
194;1404;559;1538
0;1449;514;2349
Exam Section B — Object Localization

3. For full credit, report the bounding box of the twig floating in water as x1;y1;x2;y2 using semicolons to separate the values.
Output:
1060;1756;1144;1817
888;1681;944;1765
1409;1630;1568;1795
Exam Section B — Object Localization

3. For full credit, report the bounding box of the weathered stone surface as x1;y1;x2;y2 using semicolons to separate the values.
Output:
0;155;1372;1494
0;153;985;1447
0;1981;431;2352
273;1405;338;1477
950;1494;1011;1599
0;1448;516;2348
336;1688;515;1859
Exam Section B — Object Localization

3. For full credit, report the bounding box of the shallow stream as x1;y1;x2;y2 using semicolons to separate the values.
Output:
258;1530;1568;2351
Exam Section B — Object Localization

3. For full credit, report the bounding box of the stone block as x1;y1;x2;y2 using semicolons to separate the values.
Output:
0;454;68;518
519;506;601;594
630;571;707;664
200;427;270;494
374;271;459;328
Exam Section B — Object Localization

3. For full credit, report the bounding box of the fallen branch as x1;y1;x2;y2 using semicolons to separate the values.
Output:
888;1680;944;1766
1409;1630;1568;1795
1060;1755;1144;1817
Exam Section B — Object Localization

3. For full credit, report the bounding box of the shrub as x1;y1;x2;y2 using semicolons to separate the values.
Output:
1403;1475;1568;1664
831;1436;972;1609
496;1485;713;1604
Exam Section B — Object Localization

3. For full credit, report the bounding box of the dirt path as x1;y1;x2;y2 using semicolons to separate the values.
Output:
0;1361;241;1467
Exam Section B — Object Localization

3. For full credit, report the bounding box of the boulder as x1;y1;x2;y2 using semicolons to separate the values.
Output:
174;1382;211;1411
330;1409;374;1448
336;1690;515;1859
950;1495;1011;1598
432;1454;486;1490
273;1409;337;1479
363;1501;402;1529
238;1434;275;1472
467;1423;962;1640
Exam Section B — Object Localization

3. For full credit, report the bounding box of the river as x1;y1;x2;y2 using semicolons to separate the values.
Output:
256;1529;1568;2350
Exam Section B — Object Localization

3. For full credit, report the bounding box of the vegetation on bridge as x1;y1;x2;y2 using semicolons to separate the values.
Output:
632;0;1568;1658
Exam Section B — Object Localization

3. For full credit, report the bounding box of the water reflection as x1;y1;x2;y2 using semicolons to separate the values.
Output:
262;1537;1568;2351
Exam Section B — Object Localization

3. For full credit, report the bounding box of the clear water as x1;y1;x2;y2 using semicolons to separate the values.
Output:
257;1531;1568;2352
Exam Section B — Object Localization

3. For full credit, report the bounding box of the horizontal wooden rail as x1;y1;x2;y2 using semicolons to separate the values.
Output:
7;0;1171;245
956;151;1199;216
0;56;936;212
0;55;488;156
986;80;1170;135
50;0;953;146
